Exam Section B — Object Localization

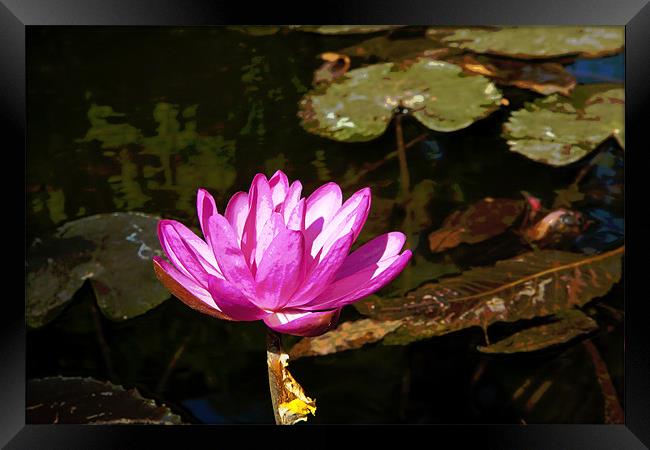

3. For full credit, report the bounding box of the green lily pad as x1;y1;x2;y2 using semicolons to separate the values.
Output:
477;309;598;354
26;212;169;327
434;26;624;59
27;376;183;424
503;85;624;166
298;59;502;142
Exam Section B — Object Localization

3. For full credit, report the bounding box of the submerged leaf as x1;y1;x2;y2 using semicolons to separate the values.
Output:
428;198;525;253
355;246;623;345
583;340;624;424
434;26;624;59
298;59;502;142
289;318;403;359
27;376;183;424
477;309;598;354
503;85;624;166
266;331;316;425
26;212;170;327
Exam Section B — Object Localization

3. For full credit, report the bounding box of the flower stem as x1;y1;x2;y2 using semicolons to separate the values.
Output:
266;327;283;425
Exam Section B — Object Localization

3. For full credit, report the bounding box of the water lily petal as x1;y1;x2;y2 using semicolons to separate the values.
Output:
286;198;306;231
157;220;222;287
206;214;257;298
197;188;217;246
335;232;406;281
153;256;230;320
281;180;303;224
310;187;371;258
254;212;286;270
242;174;273;267
255;228;305;311
288;232;354;307
269;170;289;209
304;182;342;243
224;191;249;243
264;308;342;337
207;276;269;321
300;250;412;310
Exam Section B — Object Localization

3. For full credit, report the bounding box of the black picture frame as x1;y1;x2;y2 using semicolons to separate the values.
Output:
6;0;649;448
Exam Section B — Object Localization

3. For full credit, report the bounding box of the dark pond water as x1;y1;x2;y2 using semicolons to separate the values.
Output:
26;27;624;424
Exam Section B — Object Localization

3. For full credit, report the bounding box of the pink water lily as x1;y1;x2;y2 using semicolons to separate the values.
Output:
153;170;411;337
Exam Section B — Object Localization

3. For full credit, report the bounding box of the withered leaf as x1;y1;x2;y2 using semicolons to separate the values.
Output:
289;318;403;360
266;331;316;425
477;309;598;354
583;340;624;423
27;376;183;424
428;198;525;253
355;246;623;346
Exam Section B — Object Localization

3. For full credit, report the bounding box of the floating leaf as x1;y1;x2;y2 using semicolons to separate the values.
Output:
289;318;403;359
26;212;170;327
355;247;623;345
477;309;598;354
227;26;281;36
434;26;624;59
266;332;316;425
298;59;502;142
553;184;585;209
428;198;525;253
448;54;577;96
27;376;183;424
291;25;400;35
503;85;624;166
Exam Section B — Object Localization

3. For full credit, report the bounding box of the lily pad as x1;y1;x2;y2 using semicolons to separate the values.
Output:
26;212;169;327
27;376;183;424
477;309;598;354
298;58;502;142
338;36;451;62
434;27;624;59
503;85;624;166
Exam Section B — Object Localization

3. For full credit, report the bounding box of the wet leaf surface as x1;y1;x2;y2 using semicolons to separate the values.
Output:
289;319;403;359
27;376;183;424
428;198;525;253
354;247;623;345
298;59;502;142
477;309;598;354
503;85;624;166
26;212;170;327
434;26;624;59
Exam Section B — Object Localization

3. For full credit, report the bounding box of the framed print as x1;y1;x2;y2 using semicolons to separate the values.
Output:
5;0;649;448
